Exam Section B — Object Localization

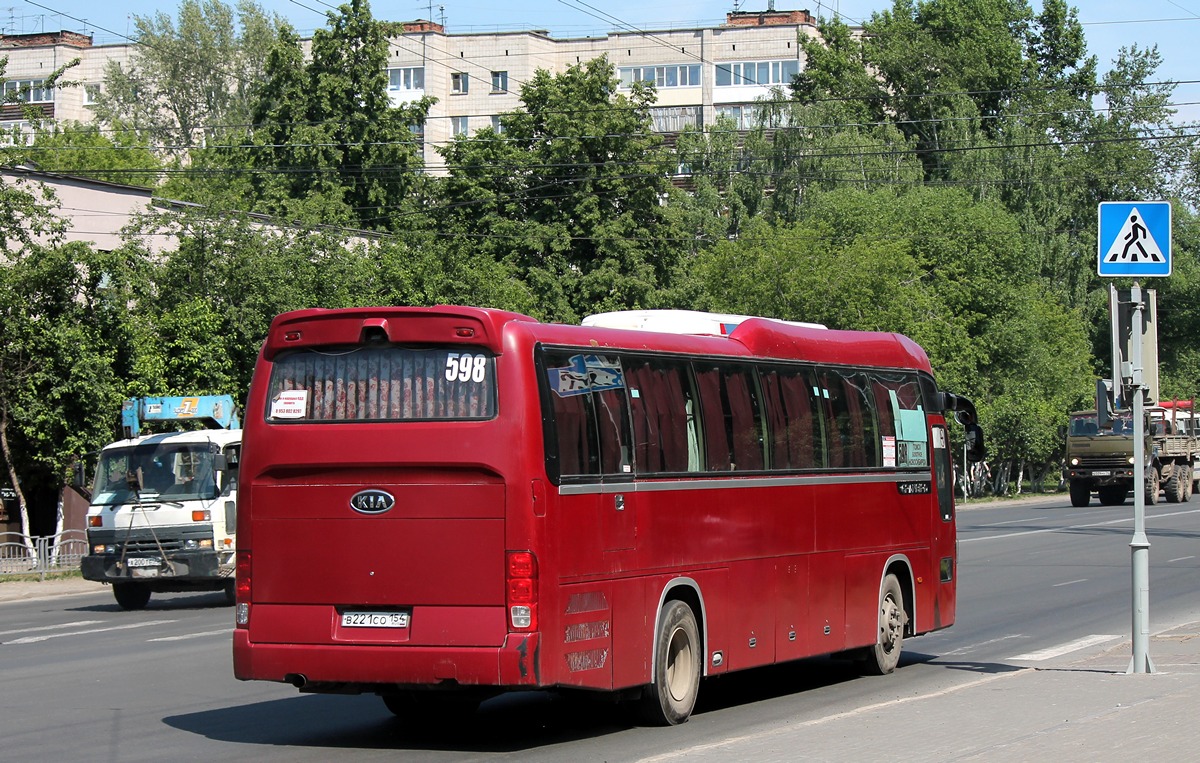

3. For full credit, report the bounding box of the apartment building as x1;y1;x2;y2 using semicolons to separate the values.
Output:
0;8;819;172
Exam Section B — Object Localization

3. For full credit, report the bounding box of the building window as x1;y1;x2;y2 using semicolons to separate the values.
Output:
490;115;505;134
649;106;701;132
388;67;425;91
3;79;52;103
451;72;469;94
84;83;100;105
452;116;469;136
491;71;508;93
619;64;702;89
715;59;800;87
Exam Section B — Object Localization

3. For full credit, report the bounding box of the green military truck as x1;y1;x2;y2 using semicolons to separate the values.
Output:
1064;407;1197;507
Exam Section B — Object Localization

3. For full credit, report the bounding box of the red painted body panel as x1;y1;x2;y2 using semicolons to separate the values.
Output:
234;306;957;697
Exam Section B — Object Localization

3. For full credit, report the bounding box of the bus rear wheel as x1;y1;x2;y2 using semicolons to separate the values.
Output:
637;600;701;726
112;582;151;611
861;574;906;676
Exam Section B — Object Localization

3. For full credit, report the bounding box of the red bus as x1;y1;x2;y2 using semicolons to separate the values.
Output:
232;306;983;725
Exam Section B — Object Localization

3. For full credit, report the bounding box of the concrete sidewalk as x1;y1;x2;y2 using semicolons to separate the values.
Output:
0;576;106;603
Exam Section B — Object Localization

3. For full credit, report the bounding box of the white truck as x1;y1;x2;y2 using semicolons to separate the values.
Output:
80;396;241;610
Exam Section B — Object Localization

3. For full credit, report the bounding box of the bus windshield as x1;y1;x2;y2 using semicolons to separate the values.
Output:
91;443;220;505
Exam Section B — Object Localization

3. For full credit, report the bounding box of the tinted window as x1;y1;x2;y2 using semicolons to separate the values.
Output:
625;358;698;473
542;351;631;477
694;362;764;471
761;367;823;469
268;346;495;421
819;369;878;468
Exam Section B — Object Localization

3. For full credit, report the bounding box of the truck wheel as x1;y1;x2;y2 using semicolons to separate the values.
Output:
112;583;151;611
1164;465;1186;503
1069;481;1091;507
1098;487;1128;506
637;600;701;726
1146;469;1160;505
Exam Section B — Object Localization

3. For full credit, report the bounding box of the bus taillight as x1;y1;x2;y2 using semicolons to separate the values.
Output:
235;550;252;627
506;551;538;631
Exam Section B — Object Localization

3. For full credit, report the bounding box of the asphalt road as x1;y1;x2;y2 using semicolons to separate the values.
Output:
2;494;1198;762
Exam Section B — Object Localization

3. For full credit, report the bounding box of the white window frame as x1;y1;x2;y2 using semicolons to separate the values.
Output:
451;72;469;95
491;71;508;93
388;67;425;91
715;59;800;87
618;64;702;89
452;116;469;136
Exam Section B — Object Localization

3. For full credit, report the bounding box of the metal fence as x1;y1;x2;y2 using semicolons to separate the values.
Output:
0;530;87;580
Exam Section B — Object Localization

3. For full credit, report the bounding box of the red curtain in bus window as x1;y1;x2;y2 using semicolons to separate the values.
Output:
725;369;763;470
551;389;592;476
595;387;631;475
696;369;731;471
764;369;818;469
627;361;690;473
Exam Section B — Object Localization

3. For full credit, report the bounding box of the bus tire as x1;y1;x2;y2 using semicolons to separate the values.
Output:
637;600;701;726
861;574;906;676
1069;481;1091;507
112;582;151;611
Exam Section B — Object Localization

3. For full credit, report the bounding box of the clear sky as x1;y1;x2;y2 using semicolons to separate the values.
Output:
8;0;1200;120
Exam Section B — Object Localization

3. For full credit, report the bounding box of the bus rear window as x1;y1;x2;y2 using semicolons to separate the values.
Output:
266;346;497;422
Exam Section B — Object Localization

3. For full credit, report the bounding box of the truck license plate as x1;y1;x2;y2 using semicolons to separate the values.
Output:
1091;470;1111;476
341;611;410;628
126;557;161;567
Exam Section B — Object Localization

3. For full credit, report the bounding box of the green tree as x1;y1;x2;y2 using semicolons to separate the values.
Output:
25;122;160;187
436;57;680;321
93;0;282;150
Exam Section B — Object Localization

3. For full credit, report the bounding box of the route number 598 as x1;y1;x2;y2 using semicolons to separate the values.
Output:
445;353;488;383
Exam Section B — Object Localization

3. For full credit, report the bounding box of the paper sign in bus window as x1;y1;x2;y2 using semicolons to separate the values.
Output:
271;390;309;419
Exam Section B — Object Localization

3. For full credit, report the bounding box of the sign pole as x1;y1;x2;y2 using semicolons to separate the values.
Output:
1126;283;1155;674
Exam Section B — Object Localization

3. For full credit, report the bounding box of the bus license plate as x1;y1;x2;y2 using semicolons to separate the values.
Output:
126;557;161;567
341;611;410;628
1091;470;1111;476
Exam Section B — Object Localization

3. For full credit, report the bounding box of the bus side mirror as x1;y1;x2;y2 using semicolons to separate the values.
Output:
212;454;228;472
964;423;986;463
72;461;86;490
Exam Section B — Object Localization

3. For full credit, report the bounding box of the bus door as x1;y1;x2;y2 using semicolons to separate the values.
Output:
930;423;956;628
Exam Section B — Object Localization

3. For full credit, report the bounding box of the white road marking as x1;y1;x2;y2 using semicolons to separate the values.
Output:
0;620;103;637
1167;555;1196;563
635;669;1030;763
941;633;1025;656
1009;634;1120;662
962;508;1200;543
5;620;177;644
147;628;233;642
1052;578;1087;587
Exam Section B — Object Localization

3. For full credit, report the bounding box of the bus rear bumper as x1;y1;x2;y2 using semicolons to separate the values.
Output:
232;630;542;690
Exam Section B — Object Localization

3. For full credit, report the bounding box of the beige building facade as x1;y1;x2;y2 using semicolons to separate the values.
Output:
1;8;819;173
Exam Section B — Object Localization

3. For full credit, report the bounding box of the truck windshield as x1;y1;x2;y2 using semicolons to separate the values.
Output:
90;443;220;505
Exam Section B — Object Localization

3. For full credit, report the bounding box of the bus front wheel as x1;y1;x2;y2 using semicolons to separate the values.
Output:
637;600;701;726
861;574;906;676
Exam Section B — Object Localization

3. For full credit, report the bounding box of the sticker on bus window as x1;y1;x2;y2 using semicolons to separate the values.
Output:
897;440;929;468
932;427;947;449
882;436;896;467
270;390;309;419
547;355;625;397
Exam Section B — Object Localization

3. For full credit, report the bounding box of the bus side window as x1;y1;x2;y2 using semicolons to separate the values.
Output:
761;367;821;470
626;359;694;474
819;370;878;468
694;363;764;471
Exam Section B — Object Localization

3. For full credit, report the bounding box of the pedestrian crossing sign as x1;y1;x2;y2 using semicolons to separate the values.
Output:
1098;201;1171;277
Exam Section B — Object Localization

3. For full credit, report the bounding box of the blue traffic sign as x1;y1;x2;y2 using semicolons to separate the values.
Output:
1098;201;1171;277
